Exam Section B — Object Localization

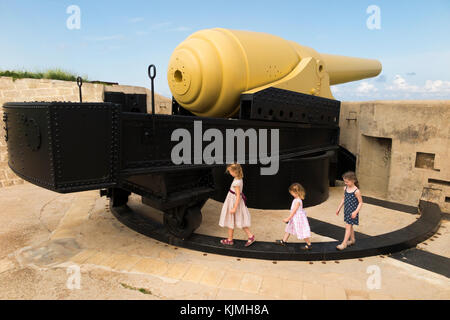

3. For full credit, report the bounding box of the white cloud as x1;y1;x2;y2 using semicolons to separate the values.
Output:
424;80;450;94
356;81;378;94
331;82;381;100
386;75;450;97
331;74;450;101
331;86;339;94
386;75;419;92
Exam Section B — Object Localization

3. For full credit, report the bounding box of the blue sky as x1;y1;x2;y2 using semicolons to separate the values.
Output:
0;0;449;101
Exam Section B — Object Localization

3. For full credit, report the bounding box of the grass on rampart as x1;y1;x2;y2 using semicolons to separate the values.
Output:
0;69;88;82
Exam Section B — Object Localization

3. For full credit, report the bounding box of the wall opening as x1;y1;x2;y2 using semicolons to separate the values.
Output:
415;152;438;171
428;178;450;187
358;135;392;198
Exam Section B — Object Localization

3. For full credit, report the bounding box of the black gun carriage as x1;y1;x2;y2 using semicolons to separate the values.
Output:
2;69;341;240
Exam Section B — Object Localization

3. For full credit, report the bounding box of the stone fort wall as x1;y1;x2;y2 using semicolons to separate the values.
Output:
340;100;450;213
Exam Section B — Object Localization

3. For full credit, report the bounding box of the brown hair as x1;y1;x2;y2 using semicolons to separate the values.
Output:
226;163;244;179
342;171;359;188
289;183;306;200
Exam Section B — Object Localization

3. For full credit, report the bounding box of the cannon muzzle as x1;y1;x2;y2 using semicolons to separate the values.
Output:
167;28;382;118
320;53;382;85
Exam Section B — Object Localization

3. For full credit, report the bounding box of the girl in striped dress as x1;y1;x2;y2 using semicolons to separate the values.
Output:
276;183;312;250
335;171;363;250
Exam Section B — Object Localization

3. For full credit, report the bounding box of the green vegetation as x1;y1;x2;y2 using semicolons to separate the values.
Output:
120;282;153;295
0;69;88;82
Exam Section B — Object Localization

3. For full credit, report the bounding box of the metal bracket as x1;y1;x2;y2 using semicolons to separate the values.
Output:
148;64;157;134
77;76;83;103
148;65;156;115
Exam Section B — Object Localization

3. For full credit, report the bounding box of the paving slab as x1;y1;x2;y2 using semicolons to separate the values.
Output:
324;285;347;300
279;279;303;300
239;273;263;294
302;282;325;300
182;264;208;283
219;270;245;291
165;262;191;280
199;268;226;287
259;276;283;298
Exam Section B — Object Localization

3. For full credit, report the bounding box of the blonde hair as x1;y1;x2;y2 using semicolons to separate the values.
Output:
289;183;306;200
227;163;243;179
342;171;359;188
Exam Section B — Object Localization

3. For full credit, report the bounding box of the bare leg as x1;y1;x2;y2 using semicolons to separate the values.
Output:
228;228;234;241
304;237;311;246
243;227;254;239
350;226;356;243
338;224;352;249
283;232;290;242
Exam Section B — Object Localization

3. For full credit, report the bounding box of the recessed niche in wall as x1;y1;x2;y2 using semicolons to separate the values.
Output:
428;178;450;187
415;152;439;171
359;135;392;198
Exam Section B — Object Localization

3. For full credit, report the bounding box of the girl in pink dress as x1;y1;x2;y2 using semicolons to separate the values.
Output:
276;183;312;250
219;163;255;247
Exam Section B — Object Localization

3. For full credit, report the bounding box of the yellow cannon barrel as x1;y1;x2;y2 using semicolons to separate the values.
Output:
320;54;382;85
167;28;382;118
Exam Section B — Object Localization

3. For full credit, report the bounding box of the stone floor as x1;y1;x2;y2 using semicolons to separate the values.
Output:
0;183;449;300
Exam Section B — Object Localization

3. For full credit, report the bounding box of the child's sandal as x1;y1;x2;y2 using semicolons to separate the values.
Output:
336;244;347;251
275;240;287;246
245;235;255;247
347;240;356;246
220;239;234;246
301;244;312;250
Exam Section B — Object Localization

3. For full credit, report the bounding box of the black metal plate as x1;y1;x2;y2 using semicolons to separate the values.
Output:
120;113;339;175
3;102;120;192
240;87;340;125
4;104;55;188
